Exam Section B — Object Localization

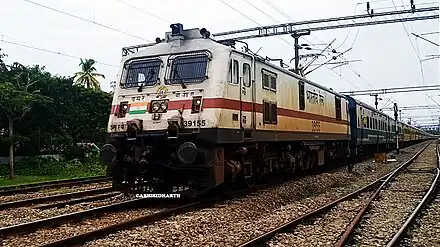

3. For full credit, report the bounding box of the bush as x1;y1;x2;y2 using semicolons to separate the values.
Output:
0;155;106;179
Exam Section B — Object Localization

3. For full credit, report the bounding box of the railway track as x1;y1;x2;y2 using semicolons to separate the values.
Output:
235;141;434;247
337;141;439;247
1;185;269;247
0;176;111;196
387;146;440;247
0;186;115;210
0;196;149;238
0;142;430;246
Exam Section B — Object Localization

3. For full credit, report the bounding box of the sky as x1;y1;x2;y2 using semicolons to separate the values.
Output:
0;0;439;127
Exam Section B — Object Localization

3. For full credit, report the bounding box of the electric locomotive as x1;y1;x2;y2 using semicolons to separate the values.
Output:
100;23;432;197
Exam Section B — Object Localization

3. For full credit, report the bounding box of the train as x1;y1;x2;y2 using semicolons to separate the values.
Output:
100;24;433;197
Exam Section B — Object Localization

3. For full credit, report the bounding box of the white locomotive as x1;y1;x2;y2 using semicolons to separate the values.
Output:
100;24;364;197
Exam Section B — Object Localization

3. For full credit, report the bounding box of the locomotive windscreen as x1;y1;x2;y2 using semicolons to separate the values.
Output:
169;54;208;84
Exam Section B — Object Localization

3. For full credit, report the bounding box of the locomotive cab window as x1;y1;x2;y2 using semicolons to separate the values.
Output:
243;63;251;87
123;58;162;88
169;53;208;84
335;96;341;120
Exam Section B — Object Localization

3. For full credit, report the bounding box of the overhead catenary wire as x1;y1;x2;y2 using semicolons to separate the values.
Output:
0;34;119;68
391;0;437;120
22;0;151;42
219;0;360;89
258;0;370;89
113;0;172;24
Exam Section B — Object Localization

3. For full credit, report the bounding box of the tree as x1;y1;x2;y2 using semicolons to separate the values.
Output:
74;58;105;90
109;80;116;94
0;63;51;179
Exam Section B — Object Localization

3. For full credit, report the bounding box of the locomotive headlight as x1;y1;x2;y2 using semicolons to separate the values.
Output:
152;102;160;112
160;102;168;110
150;100;169;113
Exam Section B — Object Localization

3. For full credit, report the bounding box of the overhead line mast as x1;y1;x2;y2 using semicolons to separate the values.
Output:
212;6;439;41
340;85;440;96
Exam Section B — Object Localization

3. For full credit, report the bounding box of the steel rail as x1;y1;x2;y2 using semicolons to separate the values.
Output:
0;176;110;196
385;145;440;247
335;141;432;247
0;187;114;210
0;197;147;237
237;141;431;247
34;191;120;210
40;185;271;247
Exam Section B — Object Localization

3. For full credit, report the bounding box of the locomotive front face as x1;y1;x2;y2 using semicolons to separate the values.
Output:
102;28;230;197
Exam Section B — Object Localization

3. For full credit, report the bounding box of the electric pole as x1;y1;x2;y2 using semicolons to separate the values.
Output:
394;103;399;155
292;30;311;74
370;94;382;109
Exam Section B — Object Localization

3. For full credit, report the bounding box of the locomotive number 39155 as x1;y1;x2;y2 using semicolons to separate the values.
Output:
183;120;206;127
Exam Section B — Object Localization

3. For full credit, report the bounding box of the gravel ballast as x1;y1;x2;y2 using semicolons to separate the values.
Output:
268;193;372;247
1;207;162;247
0;182;112;204
0;193;134;228
401;192;440;247
347;142;437;247
84;142;429;247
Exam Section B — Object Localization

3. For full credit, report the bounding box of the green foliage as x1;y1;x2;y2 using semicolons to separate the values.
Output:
0;52;112;179
74;58;105;90
0;155;106;179
0;58;112;157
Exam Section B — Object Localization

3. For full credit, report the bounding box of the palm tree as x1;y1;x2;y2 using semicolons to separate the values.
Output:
74;58;105;90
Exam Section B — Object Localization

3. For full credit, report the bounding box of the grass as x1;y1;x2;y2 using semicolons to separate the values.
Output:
0;175;64;187
0;155;107;188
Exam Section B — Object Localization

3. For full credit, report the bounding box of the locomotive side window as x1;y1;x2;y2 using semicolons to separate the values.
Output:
299;81;305;110
263;101;277;124
169;54;208;84
261;69;277;91
123;58;162;88
335;96;341;120
262;73;269;88
270;76;277;91
243;63;251;87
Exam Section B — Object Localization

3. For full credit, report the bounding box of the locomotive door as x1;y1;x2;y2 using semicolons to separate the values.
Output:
240;56;253;130
229;52;254;133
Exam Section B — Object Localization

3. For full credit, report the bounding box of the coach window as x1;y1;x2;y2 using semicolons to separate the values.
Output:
367;116;370;129
299;81;305;110
243;63;251;87
335;96;342;120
